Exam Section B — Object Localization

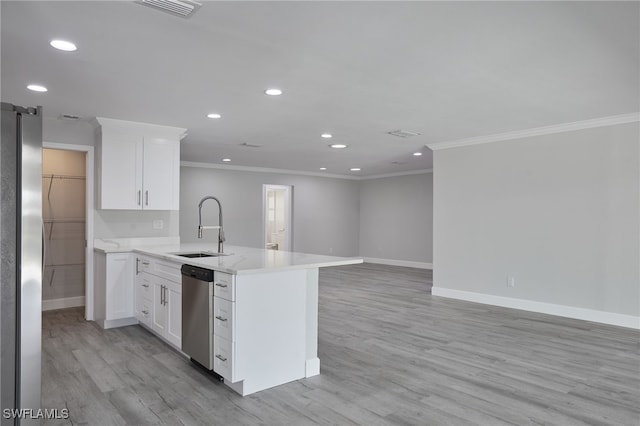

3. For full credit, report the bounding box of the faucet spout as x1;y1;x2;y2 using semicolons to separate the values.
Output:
197;196;225;253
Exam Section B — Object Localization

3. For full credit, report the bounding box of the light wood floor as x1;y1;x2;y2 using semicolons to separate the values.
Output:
42;263;639;425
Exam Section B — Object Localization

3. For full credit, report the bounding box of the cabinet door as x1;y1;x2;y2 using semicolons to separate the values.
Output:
105;253;134;320
142;138;179;210
165;281;182;348
99;132;143;210
151;278;167;336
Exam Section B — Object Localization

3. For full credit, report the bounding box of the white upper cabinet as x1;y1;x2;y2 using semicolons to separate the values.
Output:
94;117;186;210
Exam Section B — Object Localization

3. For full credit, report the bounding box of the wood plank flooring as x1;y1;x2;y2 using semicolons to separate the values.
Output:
42;263;639;425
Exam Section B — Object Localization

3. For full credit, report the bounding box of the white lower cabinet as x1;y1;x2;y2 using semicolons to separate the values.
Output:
134;255;182;349
94;252;136;329
213;272;237;382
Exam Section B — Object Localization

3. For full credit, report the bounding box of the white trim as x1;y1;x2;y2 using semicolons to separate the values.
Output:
43;142;95;320
432;287;640;330
182;161;434;181
426;112;640;151
364;257;433;270
181;161;359;180
361;169;433;180
99;317;138;330
305;357;320;377
42;296;85;311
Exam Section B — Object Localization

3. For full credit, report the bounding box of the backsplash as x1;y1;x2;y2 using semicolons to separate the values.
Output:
94;210;179;239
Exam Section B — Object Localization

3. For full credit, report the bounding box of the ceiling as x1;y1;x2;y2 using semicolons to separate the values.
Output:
2;1;638;177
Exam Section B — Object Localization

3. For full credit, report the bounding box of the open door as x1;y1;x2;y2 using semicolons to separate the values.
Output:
263;184;292;251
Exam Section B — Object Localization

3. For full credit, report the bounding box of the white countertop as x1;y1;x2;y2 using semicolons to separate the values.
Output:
95;240;362;275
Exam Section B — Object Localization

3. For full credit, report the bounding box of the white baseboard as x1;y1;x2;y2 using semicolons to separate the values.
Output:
42;296;85;311
363;257;433;270
99;317;138;330
432;287;640;330
305;357;320;377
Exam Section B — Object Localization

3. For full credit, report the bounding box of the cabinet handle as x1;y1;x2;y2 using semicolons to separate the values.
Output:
215;315;227;322
145;190;149;206
160;285;164;305
215;283;228;288
138;190;141;206
163;286;168;306
142;261;149;266
142;310;149;315
142;284;149;288
136;258;140;274
215;354;227;362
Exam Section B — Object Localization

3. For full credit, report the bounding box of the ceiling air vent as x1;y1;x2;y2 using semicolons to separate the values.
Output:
387;129;421;138
137;0;202;18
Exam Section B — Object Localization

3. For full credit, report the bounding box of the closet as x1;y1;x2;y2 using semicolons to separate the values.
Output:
42;149;86;310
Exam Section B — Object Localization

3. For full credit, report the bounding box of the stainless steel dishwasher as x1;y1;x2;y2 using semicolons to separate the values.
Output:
181;264;214;370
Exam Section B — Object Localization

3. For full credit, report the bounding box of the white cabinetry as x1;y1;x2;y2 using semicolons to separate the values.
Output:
94;252;137;329
134;254;182;349
213;272;237;382
94;117;186;210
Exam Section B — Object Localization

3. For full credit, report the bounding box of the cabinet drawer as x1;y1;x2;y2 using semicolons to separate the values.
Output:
214;272;235;301
137;273;152;300
152;259;181;283
213;335;235;382
136;256;152;273
139;300;152;327
213;296;235;341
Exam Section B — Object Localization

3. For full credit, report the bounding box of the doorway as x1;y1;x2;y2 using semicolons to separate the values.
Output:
42;142;94;320
263;184;292;251
42;148;87;311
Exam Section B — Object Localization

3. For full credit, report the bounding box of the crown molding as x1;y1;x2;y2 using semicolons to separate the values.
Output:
361;169;433;180
426;112;640;151
180;161;360;180
181;161;432;181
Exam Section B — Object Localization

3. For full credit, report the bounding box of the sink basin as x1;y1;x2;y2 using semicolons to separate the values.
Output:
172;251;231;258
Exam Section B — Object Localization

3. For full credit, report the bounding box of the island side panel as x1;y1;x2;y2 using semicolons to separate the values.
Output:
305;267;320;377
233;269;307;395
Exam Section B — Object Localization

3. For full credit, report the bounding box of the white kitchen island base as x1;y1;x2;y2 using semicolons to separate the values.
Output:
94;241;362;396
215;267;321;396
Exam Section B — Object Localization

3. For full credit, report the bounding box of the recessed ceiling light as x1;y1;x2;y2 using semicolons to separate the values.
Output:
207;113;221;119
27;84;47;92
265;88;283;96
50;39;77;52
413;152;423;156
222;158;231;162
330;144;347;149
321;133;332;139
350;168;361;172
319;167;327;171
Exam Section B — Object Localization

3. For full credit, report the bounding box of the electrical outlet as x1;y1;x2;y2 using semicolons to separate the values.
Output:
152;219;163;230
507;276;515;288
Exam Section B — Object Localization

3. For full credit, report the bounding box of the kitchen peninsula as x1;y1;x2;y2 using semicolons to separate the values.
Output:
94;239;362;396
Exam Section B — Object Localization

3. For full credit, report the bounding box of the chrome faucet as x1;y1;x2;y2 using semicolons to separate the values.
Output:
197;196;225;253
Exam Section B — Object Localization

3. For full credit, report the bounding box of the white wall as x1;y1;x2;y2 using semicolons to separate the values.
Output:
180;165;361;256
359;172;433;265
432;122;639;322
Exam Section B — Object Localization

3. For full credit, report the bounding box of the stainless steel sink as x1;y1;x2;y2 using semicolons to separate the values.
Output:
172;251;231;258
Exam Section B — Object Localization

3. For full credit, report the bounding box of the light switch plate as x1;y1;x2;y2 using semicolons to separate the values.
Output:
152;219;163;230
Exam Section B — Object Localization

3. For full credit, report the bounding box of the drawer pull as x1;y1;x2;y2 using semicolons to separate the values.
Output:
215;315;227;322
215;354;227;362
215;283;228;288
142;284;149;288
142;310;149;315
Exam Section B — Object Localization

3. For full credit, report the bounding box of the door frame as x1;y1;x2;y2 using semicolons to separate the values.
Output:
43;142;95;320
262;184;293;252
